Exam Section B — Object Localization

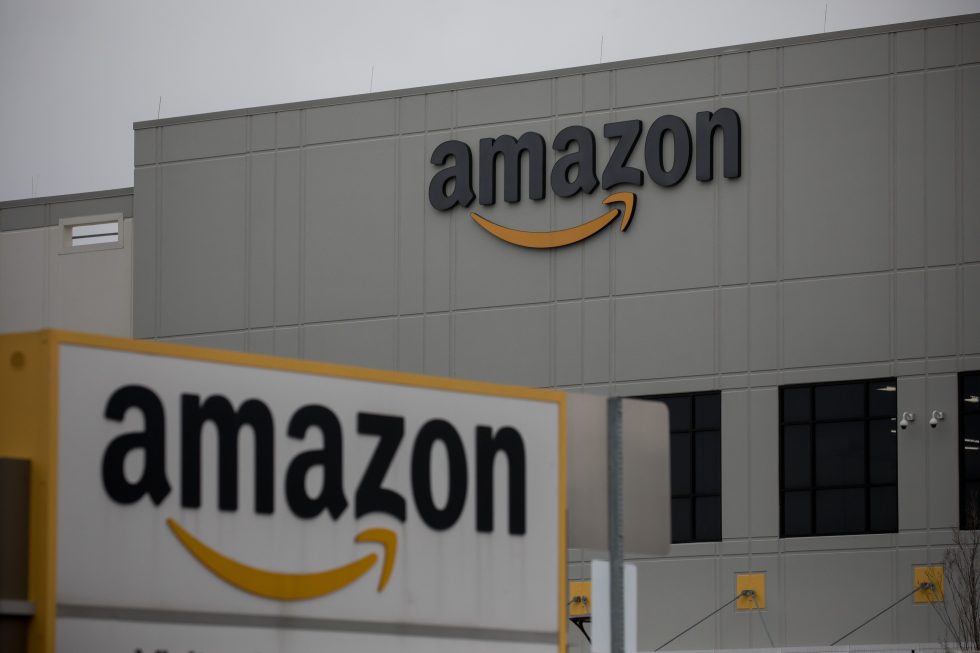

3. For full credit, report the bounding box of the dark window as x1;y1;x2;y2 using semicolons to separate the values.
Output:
960;372;980;528
641;392;722;543
780;379;897;537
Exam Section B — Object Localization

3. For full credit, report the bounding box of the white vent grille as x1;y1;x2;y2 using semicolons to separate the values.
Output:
59;213;124;253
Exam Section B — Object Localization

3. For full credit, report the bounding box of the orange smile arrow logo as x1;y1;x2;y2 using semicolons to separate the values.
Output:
469;191;636;249
167;518;397;601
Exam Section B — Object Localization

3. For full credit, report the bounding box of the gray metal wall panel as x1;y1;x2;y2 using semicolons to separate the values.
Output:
247;328;275;355
274;150;301;325
782;34;889;86
0;229;46;332
399;95;425;134
898;377;927;531
0;205;44;231
582;71;610;111
274;325;299;358
749;388;779;537
48;195;133;222
555;302;581;387
134;127;157;166
722;389;750;539
249;113;276;152
249;152;276;328
895;270;926;359
614;58;715;108
720;286;748;374
160;117;247;162
303;140;397;322
132;167;157;338
895;30;925;72
614;290;715;381
556;76;582;115
928;374;959;529
782;274;891;368
926;267;957;357
636;558;719;651
426;93;453;131
276;111;301;148
583;299;610;384
895;73;926;269
581;113;613;298
455;80;551;127
964;21;980;63
396;315;423;373
748;48;779;91
398;135;426;315
782;550;894;645
423;133;452;313
553;117;588;301
718;96;749;286
158;158;247;335
782;79;891;279
747;92;779;283
304;99;396;145
965;67;980;263
302;319;396;369
163;331;247;352
749;284;779;371
966;264;980;354
453;306;551;386
453;306;551;387
925;70;957;266
926;25;958;68
720;53;748;95
423;313;450;377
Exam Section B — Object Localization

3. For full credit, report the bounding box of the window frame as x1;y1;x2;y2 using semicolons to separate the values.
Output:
959;371;980;529
779;377;898;538
640;390;722;544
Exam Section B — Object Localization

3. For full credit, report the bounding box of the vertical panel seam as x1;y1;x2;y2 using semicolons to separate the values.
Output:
777;47;785;377
608;69;616;393
244;117;252;349
550;77;557;389
955;32;964;368
449;90;457;377
889;33;897;371
421;93;429;372
394;98;402;371
298;110;307;357
155;126;163;339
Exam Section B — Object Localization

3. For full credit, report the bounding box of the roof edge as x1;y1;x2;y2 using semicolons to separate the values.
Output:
134;12;980;129
0;187;134;210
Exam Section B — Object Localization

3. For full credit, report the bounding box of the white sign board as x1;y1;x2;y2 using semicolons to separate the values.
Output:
34;335;566;652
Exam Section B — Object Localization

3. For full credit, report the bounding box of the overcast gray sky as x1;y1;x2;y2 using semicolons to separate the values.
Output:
2;0;978;202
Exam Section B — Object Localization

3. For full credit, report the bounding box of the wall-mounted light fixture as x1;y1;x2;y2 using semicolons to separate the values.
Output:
899;412;915;430
929;410;945;429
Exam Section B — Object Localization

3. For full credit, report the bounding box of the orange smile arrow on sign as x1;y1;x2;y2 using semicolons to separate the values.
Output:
167;518;397;601
468;191;636;249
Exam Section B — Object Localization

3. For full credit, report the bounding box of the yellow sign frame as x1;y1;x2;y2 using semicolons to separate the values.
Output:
0;329;568;653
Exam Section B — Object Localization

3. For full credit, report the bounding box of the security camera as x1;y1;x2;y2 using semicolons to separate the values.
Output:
899;411;915;430
930;410;945;428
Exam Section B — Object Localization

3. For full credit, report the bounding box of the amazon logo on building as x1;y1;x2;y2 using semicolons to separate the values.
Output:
428;109;741;248
99;384;528;601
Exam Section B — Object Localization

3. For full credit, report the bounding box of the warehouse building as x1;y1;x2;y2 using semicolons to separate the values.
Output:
2;11;980;652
